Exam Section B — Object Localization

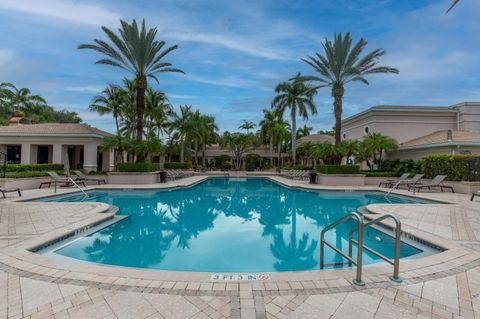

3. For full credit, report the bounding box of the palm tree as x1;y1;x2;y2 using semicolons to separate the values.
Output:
238;120;256;133
144;88;172;138
299;32;399;144
272;76;317;165
171;105;193;162
0;82;47;114
90;85;126;138
259;109;281;165
271;122;290;170
362;133;398;169
446;0;460;13
296;125;313;139
78;19;184;146
198;115;218;166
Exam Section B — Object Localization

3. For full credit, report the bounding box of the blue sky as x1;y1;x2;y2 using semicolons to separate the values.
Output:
0;0;479;133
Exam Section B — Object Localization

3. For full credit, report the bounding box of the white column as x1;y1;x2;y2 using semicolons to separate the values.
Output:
83;143;98;172
20;143;31;164
52;144;62;164
109;150;115;171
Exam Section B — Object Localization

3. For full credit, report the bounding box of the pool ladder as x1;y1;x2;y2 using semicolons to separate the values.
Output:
320;212;402;286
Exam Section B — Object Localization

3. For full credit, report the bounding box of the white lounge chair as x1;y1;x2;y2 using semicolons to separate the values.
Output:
408;175;454;193
0;187;21;199
378;173;410;188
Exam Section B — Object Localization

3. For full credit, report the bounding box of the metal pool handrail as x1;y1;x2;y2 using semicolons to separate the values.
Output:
320;212;365;286
348;213;402;283
320;212;403;286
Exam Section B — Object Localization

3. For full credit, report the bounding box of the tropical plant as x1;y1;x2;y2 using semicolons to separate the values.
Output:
0;82;47;113
223;132;253;170
238;120;256;133
90;84;126;138
338;140;360;158
272;75;317;165
271;122;290;170
144;88;172;138
308;142;345;165
198;114;218;166
299;32;399;144
296;125;312;139
78;19;184;146
362;133;398;169
259;109;281;165
171;105;193;162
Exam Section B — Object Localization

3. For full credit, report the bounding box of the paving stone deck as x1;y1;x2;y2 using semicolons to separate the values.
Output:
1;175;480;318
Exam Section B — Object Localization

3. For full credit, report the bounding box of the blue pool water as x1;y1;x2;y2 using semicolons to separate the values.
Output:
37;178;438;272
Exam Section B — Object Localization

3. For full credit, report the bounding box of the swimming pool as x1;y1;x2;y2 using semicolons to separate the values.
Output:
37;178;439;272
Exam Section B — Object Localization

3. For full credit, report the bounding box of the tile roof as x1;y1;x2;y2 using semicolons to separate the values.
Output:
0;123;113;137
400;130;480;148
297;134;335;145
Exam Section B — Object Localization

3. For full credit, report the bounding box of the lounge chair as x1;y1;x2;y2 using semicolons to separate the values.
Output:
73;170;106;185
0;187;21;199
471;191;479;201
408;175;454;193
39;172;86;189
392;174;424;189
378;173;410;188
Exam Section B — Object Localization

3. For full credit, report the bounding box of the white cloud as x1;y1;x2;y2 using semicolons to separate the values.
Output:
184;74;256;89
63;85;103;93
0;0;120;26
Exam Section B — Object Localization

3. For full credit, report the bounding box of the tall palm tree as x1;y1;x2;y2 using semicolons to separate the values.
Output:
171;105;193;162
259;109;281;165
78;19;184;146
362;133;398;169
198;115;218;166
272;76;317;165
299;32;399;144
90;85;126;138
271;122;290;170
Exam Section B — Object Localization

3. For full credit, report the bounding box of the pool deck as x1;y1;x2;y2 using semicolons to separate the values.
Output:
0;175;480;318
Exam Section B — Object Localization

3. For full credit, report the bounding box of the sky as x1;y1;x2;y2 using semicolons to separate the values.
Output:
0;0;479;134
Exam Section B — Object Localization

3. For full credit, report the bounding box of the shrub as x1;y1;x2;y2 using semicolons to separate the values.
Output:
116;162;159;172
363;171;402;177
317;165;361;174
3;163;64;172
381;159;421;174
223;161;232;171
244;154;261;171
4;170;65;178
421;155;480;181
163;162;192;169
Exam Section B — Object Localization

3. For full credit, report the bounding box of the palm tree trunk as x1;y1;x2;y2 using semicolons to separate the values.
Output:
135;75;146;162
332;83;344;145
277;142;281;170
291;107;297;165
194;139;198;165
202;141;206;166
269;135;274;165
180;137;185;162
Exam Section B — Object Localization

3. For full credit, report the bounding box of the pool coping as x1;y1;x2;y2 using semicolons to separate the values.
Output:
1;175;479;297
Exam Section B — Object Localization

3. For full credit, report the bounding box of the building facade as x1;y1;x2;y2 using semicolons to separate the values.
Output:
341;102;480;158
0;123;114;171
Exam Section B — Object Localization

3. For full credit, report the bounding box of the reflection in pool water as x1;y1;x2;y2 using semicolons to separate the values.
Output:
38;178;435;272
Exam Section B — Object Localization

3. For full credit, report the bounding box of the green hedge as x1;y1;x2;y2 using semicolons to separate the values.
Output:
421;155;480;181
2;164;64;172
4;170;65;178
363;171;403;177
163;162;192;169
116;162;159;172
317;165;361;174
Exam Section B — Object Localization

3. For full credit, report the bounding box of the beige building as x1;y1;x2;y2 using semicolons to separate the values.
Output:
0;123;114;171
341;102;480;158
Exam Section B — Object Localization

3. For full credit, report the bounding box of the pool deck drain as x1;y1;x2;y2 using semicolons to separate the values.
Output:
0;175;480;318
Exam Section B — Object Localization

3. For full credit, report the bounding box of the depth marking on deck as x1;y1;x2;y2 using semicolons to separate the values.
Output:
210;274;270;281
